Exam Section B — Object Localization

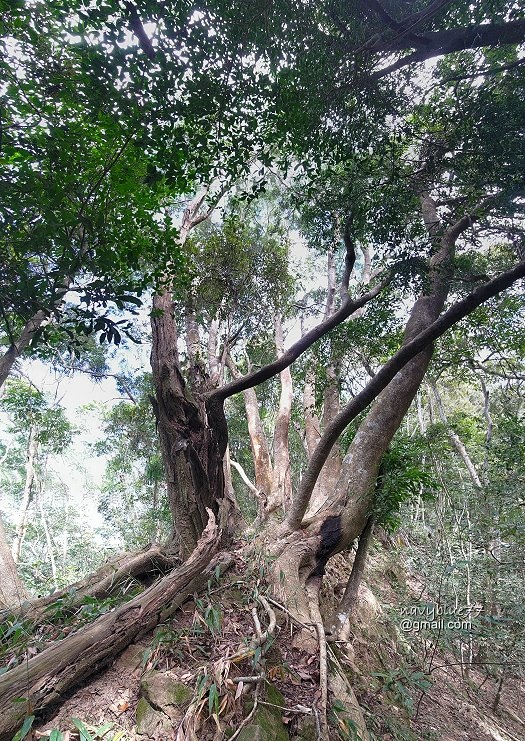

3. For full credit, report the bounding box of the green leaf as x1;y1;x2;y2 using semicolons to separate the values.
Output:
71;719;95;741
208;683;219;716
94;722;114;737
11;715;35;741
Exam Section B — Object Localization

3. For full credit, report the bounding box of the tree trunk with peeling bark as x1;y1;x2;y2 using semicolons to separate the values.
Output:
150;285;227;558
149;192;228;558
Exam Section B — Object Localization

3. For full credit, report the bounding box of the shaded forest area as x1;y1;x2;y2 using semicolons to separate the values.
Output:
1;1;524;739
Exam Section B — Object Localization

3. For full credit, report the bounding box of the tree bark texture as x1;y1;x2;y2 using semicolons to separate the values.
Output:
149;191;228;557
333;515;375;637
0;311;47;390
151;287;222;557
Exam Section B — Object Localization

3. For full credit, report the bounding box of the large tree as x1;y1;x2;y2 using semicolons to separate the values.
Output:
0;0;524;737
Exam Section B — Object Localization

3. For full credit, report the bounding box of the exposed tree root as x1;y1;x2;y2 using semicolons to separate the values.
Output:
172;585;278;739
328;663;370;741
269;528;372;741
307;577;329;739
0;513;229;741
331;516;375;640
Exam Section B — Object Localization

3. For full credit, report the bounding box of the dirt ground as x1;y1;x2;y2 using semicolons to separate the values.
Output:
31;552;524;741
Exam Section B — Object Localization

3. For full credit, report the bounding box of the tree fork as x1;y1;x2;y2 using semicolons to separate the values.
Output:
285;258;525;532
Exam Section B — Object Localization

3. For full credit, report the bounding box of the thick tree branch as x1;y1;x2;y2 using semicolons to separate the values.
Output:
0;310;47;389
347;0;453;48
124;1;155;59
370;20;525;78
208;282;384;403
285;259;525;530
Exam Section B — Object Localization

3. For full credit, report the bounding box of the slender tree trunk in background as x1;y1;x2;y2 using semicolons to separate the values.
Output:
306;241;374;517
0;516;28;609
207;318;221;386
11;425;38;563
303;364;321;459
332;515;375;637
185;302;201;370
227;355;273;502
36;468;58;590
305;248;343;515
308;360;342;510
266;315;293;514
430;381;483;489
492;668;505;712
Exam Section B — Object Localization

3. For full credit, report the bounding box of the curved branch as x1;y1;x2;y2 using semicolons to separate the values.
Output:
208;281;385;403
230;459;260;497
285;259;525;529
371;20;525;78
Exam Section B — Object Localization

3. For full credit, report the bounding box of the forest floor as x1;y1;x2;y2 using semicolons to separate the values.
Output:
28;543;524;741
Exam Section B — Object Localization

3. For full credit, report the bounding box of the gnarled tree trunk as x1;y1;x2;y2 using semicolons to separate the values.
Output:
149;192;227;557
150;286;225;558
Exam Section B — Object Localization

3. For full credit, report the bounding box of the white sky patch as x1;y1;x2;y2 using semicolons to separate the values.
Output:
0;358;121;531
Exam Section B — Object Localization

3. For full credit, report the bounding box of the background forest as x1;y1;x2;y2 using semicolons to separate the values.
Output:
1;1;524;740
